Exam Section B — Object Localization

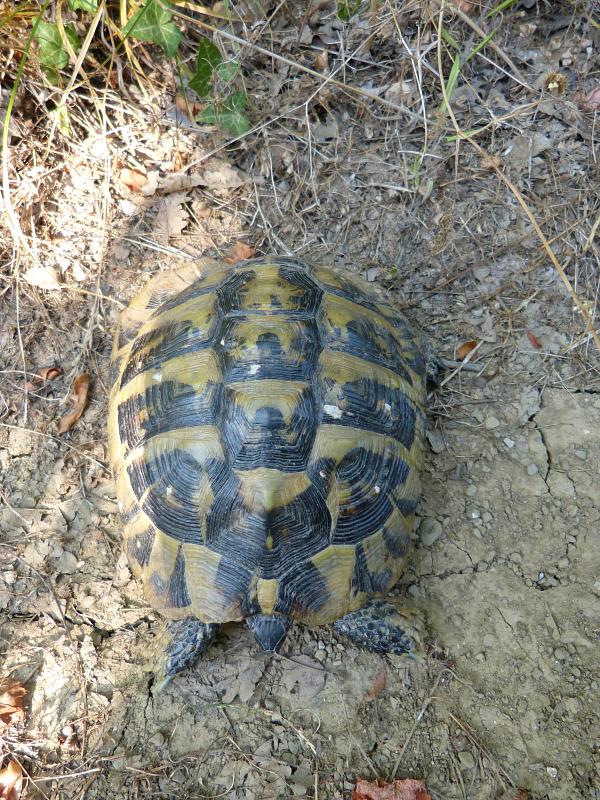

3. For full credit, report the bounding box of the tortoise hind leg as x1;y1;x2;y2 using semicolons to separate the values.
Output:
421;335;444;388
333;600;425;661
151;617;219;691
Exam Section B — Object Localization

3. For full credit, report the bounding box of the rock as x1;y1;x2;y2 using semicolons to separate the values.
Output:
8;428;34;456
547;471;575;498
458;751;476;770
54;549;78;574
419;517;443;546
426;429;445;453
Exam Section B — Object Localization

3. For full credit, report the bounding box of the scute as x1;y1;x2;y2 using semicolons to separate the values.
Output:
108;256;426;627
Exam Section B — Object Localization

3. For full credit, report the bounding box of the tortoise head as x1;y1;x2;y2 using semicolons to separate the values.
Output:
246;613;290;652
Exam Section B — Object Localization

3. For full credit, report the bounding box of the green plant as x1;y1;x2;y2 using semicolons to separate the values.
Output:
337;1;364;21
26;0;250;137
187;37;249;136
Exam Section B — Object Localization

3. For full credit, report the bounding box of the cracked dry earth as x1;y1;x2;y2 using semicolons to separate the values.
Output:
1;316;599;799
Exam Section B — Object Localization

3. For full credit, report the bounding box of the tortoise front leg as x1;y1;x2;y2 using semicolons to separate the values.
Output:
333;600;425;661
152;617;219;690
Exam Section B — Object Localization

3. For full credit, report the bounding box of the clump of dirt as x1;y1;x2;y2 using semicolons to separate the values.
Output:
1;2;599;799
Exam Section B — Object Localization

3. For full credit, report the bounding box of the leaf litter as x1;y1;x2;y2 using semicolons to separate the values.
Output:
57;374;91;434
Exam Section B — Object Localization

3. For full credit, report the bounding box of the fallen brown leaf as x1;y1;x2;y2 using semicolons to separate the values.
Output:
22;265;61;290
0;681;26;726
154;193;189;243
450;0;476;11
57;373;91;434
579;86;600;111
225;241;256;263
527;331;542;350
175;94;203;119
39;365;63;382
118;167;148;193
0;761;22;800
352;778;431;800
314;49;328;70
456;340;478;362
24;366;62;391
364;667;386;702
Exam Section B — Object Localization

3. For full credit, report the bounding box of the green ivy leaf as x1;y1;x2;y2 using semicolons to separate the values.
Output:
34;21;80;83
196;93;250;136
68;0;98;11
225;90;247;111
189;37;222;96
215;60;237;83
122;0;182;59
196;104;218;125
337;0;363;21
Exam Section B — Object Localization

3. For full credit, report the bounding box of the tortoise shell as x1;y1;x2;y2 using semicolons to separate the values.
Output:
108;257;427;629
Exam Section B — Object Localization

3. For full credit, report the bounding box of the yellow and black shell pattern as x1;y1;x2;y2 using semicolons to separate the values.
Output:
108;257;427;629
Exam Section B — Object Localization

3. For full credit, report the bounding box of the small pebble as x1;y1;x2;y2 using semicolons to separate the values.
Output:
504;437;515;448
54;550;78;575
484;415;500;430
314;649;327;662
458;751;476;770
554;647;569;661
546;766;559;780
466;484;477;497
527;463;539;475
426;430;445;453
419;517;443;546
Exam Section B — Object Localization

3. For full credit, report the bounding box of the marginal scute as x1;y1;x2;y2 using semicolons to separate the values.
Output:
108;256;427;627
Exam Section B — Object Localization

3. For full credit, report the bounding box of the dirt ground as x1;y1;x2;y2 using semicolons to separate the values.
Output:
1;2;599;799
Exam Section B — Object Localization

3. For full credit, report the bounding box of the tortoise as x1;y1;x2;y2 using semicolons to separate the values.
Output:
108;256;434;686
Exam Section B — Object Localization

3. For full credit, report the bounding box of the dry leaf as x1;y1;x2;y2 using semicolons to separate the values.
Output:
201;160;246;190
172;150;185;173
579;86;600;111
527;331;542;350
118;167;148;193
0;682;26;726
24;365;62;391
158;162;245;195
0;761;22;800
154;194;189;244
364;667;386;702
225;241;256;263
352;778;431;800
175;94;203;119
450;0;476;11
57;373;91;434
159;173;205;194
314;49;328;70
39;365;63;382
456;340;478;361
23;266;61;290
